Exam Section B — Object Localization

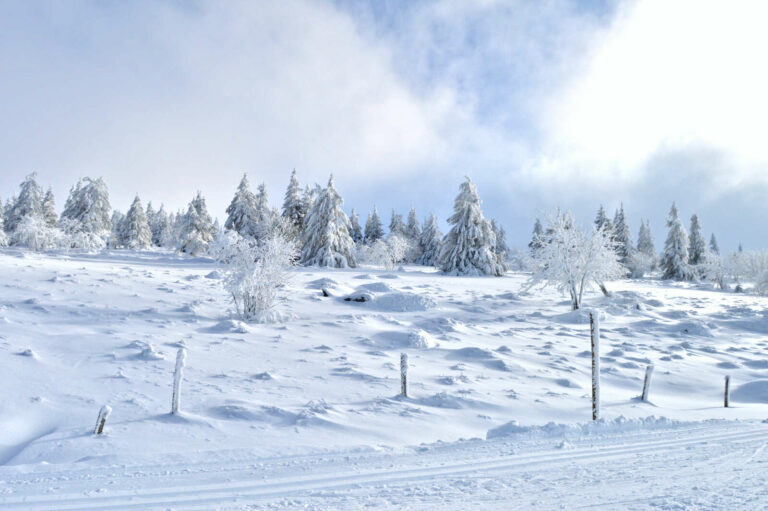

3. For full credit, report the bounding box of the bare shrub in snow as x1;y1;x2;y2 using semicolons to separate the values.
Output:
358;234;413;270
702;252;731;290
219;232;297;323
527;210;625;310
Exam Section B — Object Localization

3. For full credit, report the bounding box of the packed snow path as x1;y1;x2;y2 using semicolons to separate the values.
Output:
1;420;766;510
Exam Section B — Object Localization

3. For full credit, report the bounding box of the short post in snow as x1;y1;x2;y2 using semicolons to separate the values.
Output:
400;353;408;398
724;375;731;408
94;405;112;435
589;311;600;421
641;364;654;402
171;348;187;415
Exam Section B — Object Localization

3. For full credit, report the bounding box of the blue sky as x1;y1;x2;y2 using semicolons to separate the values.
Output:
1;0;766;252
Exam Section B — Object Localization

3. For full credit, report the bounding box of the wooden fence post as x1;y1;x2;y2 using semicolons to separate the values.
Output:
172;348;187;414
94;405;112;435
724;375;730;408
590;311;600;421
400;353;408;398
641;365;654;402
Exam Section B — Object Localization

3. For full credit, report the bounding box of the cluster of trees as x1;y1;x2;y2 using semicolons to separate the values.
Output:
0;172;509;277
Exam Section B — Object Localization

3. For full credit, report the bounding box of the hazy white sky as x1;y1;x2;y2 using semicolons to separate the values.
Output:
1;0;767;250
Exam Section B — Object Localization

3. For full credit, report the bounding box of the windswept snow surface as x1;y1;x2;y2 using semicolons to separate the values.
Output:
1;249;767;508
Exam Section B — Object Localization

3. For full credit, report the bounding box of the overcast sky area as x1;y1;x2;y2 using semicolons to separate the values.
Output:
1;0;767;251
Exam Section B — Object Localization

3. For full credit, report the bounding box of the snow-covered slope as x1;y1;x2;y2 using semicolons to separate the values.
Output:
1;249;767;508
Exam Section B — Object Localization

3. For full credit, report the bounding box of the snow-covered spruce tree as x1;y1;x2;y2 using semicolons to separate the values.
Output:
709;233;720;255
59;177;112;249
254;183;271;224
418;214;442;266
364;206;384;244
612;204;633;266
438;177;504;276
528;218;544;254
122;196;152;249
629;219;657;277
145;201;157;230
349;208;364;244
661;203;695;281
527;210;624;310
282;169;305;235
7;173;44;233
177;192;215;256
490;219;509;269
109;210;125;248
300;175;357;268
594;205;613;234
150;205;170;247
0;200;7;247
688;214;706;266
405;206;422;262
389;210;406;237
42;188;57;227
225;174;259;238
3;196;15;232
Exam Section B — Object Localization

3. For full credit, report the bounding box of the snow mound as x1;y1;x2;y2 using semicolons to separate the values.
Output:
356;282;394;293
551;309;605;324
343;286;437;312
445;347;519;372
135;344;164;361
365;329;438;350
408;329;439;349
487;416;684;440
205;270;222;279
17;348;38;359
415;392;486;410
207;319;251;333
730;380;768;403
677;320;715;337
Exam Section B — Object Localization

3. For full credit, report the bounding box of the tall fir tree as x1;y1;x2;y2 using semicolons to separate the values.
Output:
225;174;259;238
122;196;152;249
300;175;356;268
637;219;657;261
0;197;7;247
688;214;707;265
7;173;44;232
389;210;406;237
438;177;503;276
594;205;613;234
42;187;57;227
254;182;271;224
529;218;544;254
349;208;363;243
612;204;633;265
661;203;694;280
3;195;16;231
418;214;443;266
490;219;509;269
364;205;384;244
709;233;720;255
178;192;214;256
60;177;112;235
406;207;421;241
282;169;305;233
151;204;171;247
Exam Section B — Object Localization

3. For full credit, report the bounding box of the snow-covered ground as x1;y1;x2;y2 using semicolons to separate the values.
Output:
1;250;767;508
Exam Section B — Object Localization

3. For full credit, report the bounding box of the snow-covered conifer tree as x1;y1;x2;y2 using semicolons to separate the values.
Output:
177;192;214;256
364;206;384;244
122;196;152;249
389;210;406;237
59;177;112;248
633;219;658;273
3;196;16;231
709;233;720;255
42;188;57;227
282;169;304;233
406;207;421;241
528;218;544;254
438;177;503;276
418;214;442;266
594;205;613;234
254;183;271;224
149;205;169;247
349;208;363;243
109;210;125;248
7;173;44;233
491;219;509;268
612;204;633;265
225;174;259;238
0;200;7;247
688;214;706;266
661;203;695;280
300;175;357;268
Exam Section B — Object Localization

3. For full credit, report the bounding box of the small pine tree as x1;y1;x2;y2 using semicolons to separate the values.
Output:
406;207;421;240
178;192;214;256
364;206;384;244
225;174;260;238
637;219;657;268
7;173;44;232
389;210;406;237
42;188;57;227
109;210;125;248
594;205;613;234
3;196;16;232
661;203;694;280
612;204;633;265
0;198;7;247
418;214;443;266
688;214;706;265
121;196;152;249
254;183;271;224
60;177;112;236
438;177;503;276
528;218;544;254
349;208;364;243
300;175;356;268
490;219;509;268
282;169;304;233
709;233;720;255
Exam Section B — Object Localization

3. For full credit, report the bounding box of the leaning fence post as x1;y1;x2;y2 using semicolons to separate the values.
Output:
172;348;187;414
94;405;112;435
400;353;408;398
589;311;600;421
641;365;654;402
724;375;731;408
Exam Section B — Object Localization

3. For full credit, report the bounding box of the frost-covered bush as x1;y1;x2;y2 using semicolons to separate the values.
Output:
11;215;63;251
626;251;654;279
218;232;297;323
527;210;625;310
358;234;414;270
702;252;731;290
